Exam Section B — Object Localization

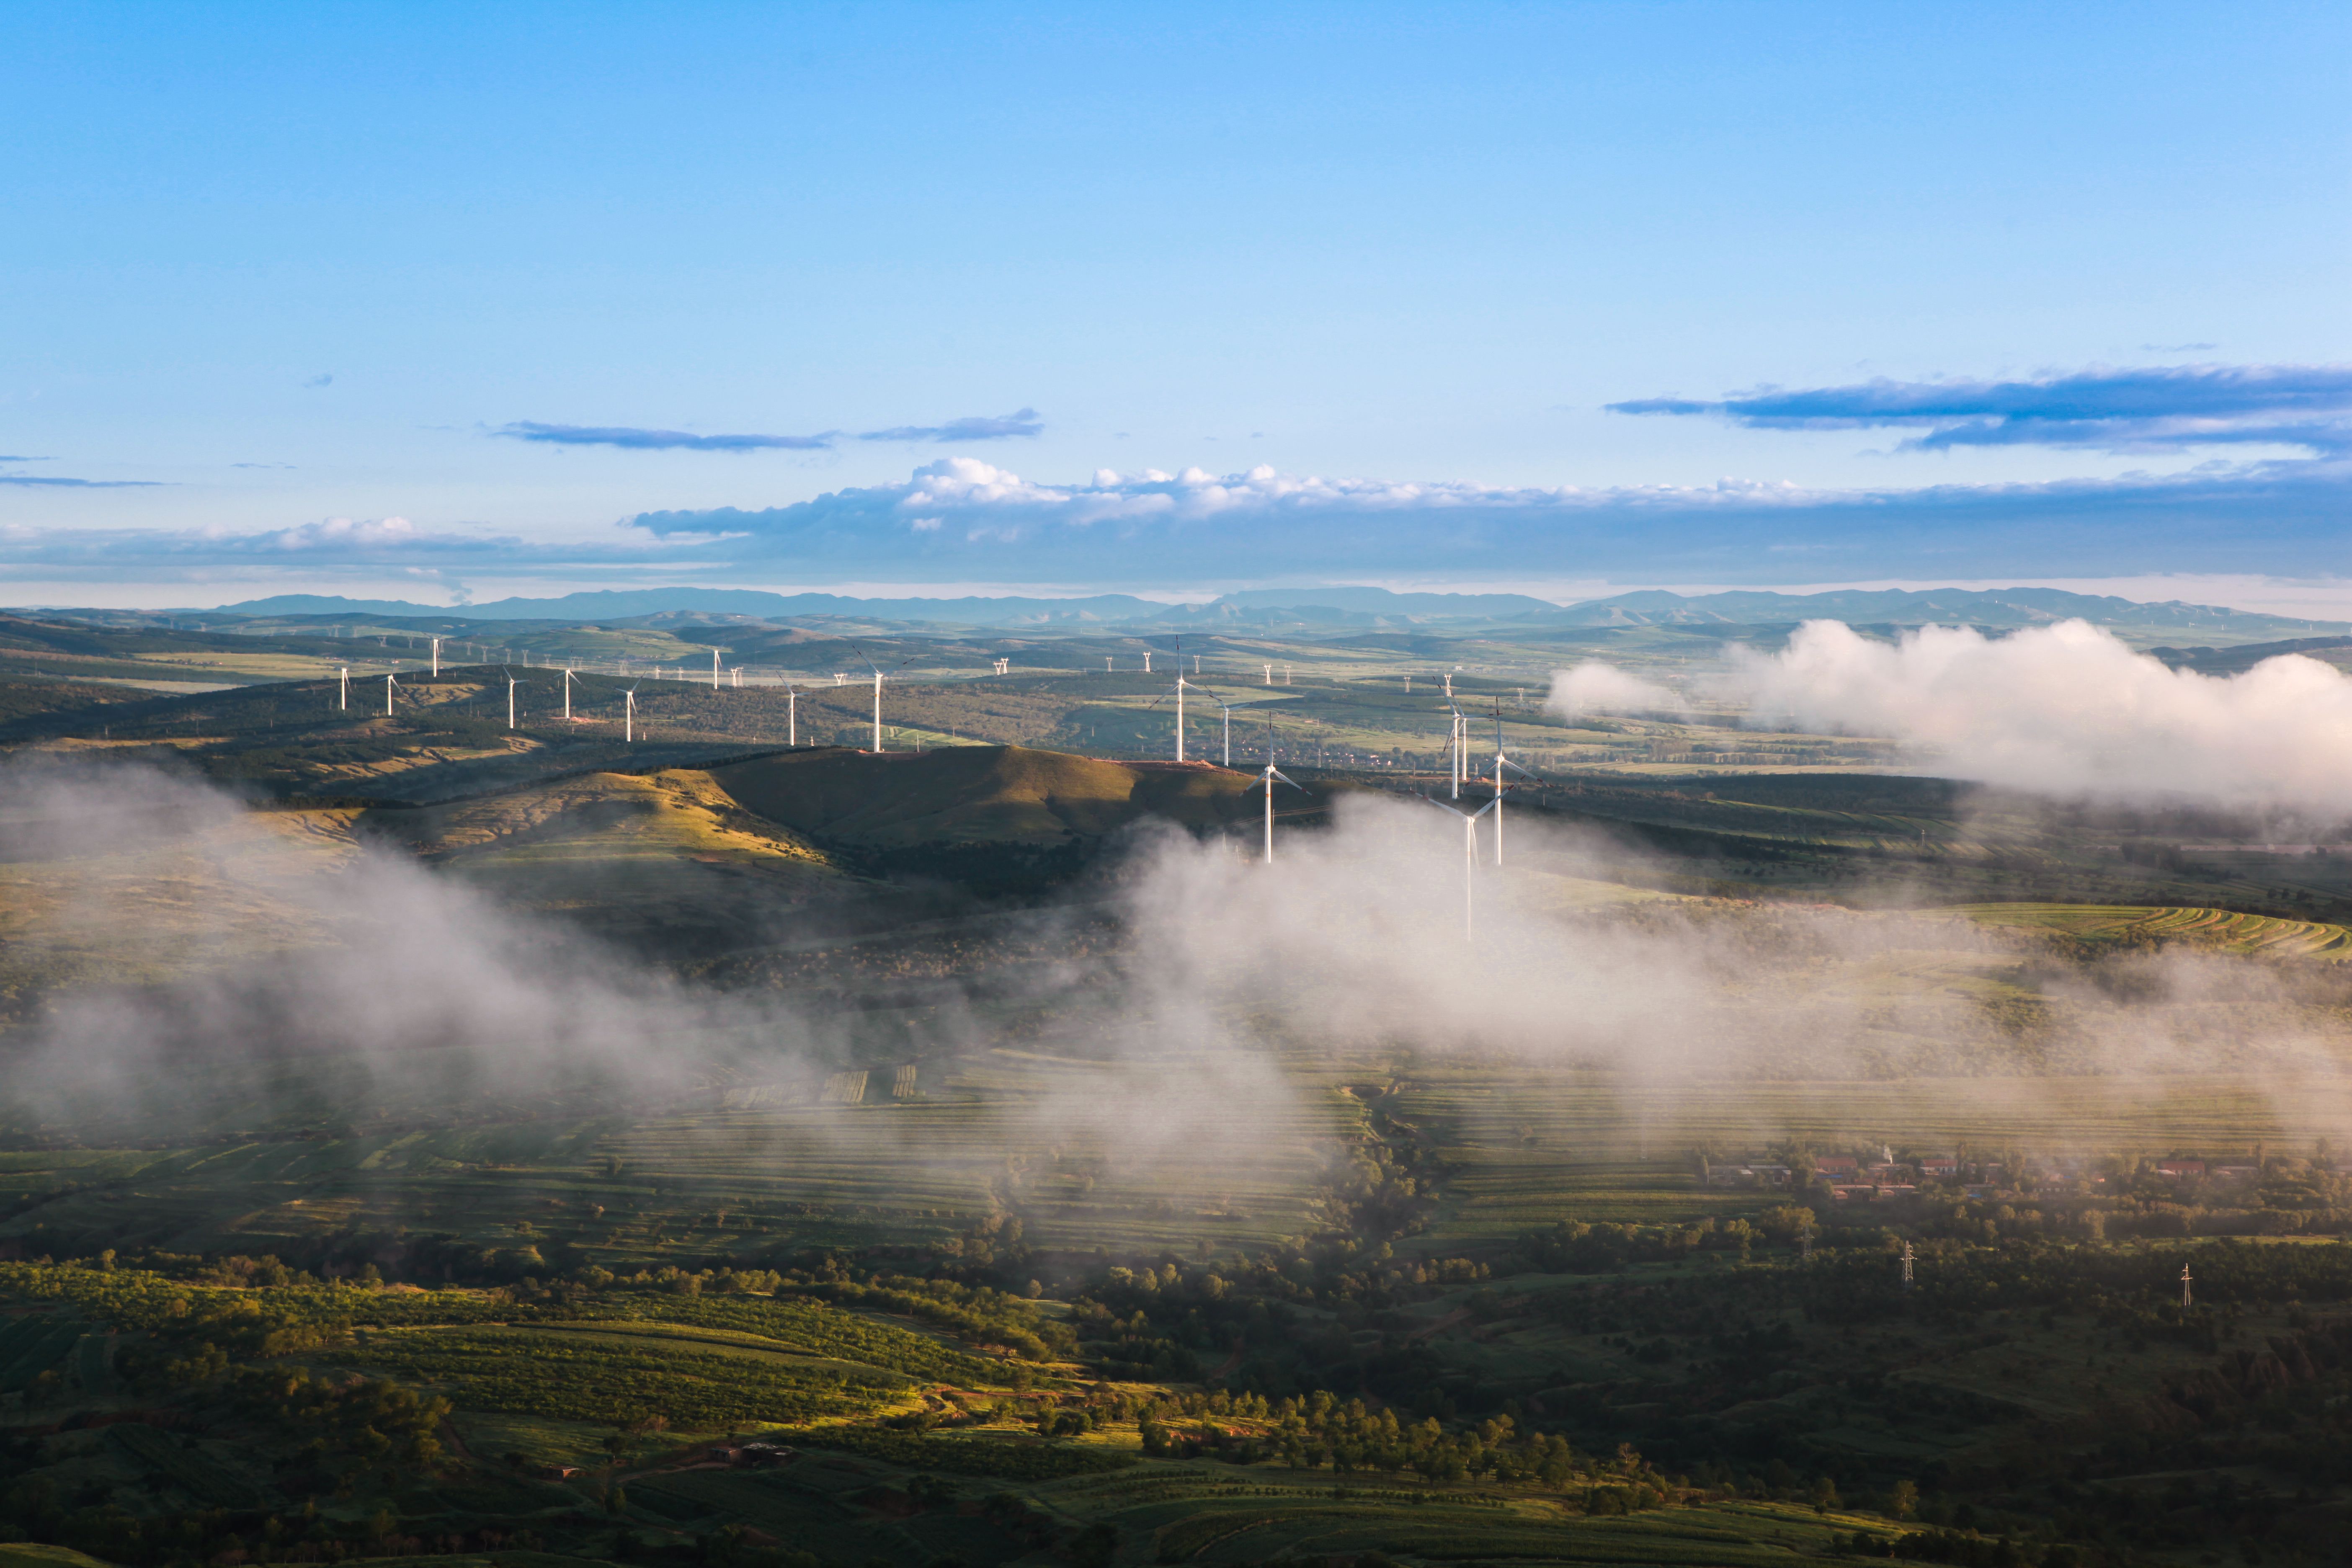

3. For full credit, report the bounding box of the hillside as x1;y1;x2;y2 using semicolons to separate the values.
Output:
706;744;1325;849
358;768;862;936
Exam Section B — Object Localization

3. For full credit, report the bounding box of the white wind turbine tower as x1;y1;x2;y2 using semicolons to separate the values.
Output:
338;666;348;711
711;648;722;689
1424;793;1499;941
430;637;442;676
562;666;581;722
1140;637;1208;761
844;642;920;750
1481;701;1542;867
505;670;519;730
1439;701;1468;799
383;673;399;716
1251;756;1302;863
624;684;639;743
784;683;799;746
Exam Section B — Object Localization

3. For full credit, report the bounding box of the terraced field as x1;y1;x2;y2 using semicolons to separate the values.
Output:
347;1321;908;1429
1952;901;2352;956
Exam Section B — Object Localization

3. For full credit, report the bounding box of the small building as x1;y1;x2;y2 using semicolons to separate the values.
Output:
1816;1155;1860;1178
1920;1157;1960;1179
2156;1159;2206;1178
2213;1164;2258;1182
1750;1164;1792;1186
1827;1184;1876;1202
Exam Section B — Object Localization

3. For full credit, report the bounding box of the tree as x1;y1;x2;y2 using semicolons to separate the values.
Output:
1893;1480;1919;1520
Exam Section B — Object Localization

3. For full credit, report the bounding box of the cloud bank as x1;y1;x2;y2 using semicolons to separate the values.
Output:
12;763;2344;1161
1728;618;2352;815
14;362;2352;591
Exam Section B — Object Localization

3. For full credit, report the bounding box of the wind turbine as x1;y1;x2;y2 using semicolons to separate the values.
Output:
505;669;519;730
1439;701;1469;799
1424;793;1499;941
784;683;799;746
562;666;579;722
1481;700;1543;867
711;648;722;690
1140;637;1209;761
844;642;920;750
1251;757;1302;863
430;637;442;676
338;666;348;711
383;673;399;716
624;684;638;743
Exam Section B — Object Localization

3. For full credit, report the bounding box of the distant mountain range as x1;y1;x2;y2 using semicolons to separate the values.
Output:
193;583;2338;634
206;585;1565;625
1548;586;2321;632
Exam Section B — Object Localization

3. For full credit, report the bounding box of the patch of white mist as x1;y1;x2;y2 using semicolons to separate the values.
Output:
1726;619;2352;816
1545;662;1687;719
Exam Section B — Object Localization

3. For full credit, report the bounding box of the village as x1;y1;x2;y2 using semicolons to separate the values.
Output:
1701;1149;2269;1203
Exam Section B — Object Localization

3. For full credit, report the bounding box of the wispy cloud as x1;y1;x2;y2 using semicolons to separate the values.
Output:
303;373;334;389
0;515;624;583
0;474;167;488
492;408;1044;453
1609;362;2352;455
495;421;838;452
856;408;1044;443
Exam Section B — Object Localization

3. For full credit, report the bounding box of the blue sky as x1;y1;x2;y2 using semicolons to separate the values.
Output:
4;2;2348;607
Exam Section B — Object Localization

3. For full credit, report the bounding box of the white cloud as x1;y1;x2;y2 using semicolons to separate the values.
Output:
1730;618;2352;813
1546;662;1686;717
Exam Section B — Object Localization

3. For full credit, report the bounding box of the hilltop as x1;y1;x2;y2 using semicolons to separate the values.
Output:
708;744;1324;849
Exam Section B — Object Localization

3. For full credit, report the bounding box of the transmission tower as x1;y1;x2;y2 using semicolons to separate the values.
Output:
1900;1240;1915;1291
2180;1263;2193;1311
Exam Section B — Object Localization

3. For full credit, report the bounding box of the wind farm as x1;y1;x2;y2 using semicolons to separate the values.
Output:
11;602;2352;1568
3;6;2346;1564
